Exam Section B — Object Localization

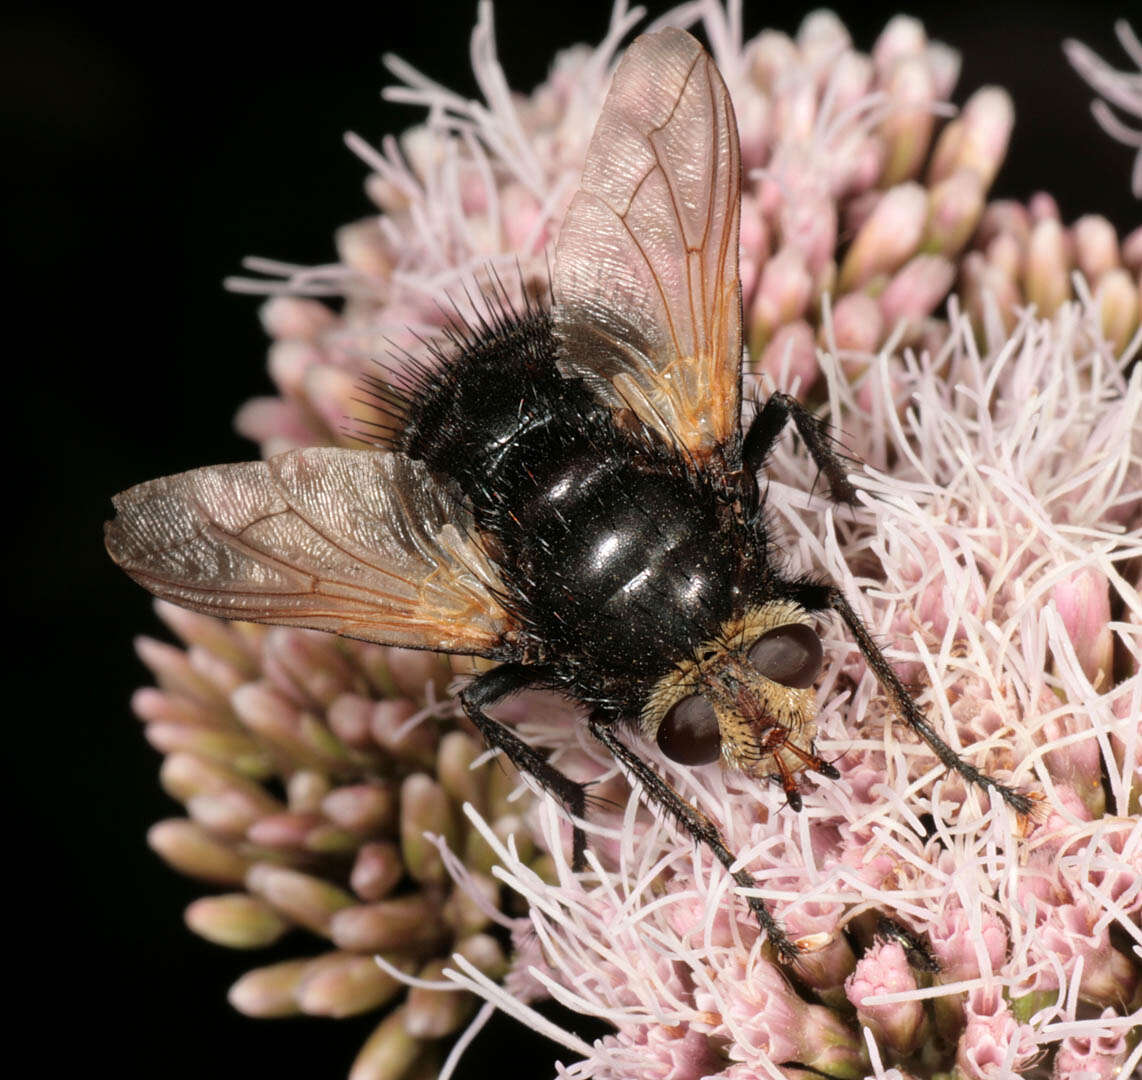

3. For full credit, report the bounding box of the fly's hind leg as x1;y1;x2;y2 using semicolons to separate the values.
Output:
587;712;803;963
743;392;857;504
790;580;1036;819
461;663;589;869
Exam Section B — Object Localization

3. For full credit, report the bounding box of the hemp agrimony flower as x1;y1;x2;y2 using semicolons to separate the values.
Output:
119;2;1141;1078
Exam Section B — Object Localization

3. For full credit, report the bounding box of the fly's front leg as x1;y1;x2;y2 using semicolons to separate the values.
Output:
461;664;589;870
587;712;802;963
792;581;1036;819
743;392;857;504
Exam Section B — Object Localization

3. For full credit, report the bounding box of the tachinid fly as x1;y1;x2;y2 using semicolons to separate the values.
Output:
106;28;1034;962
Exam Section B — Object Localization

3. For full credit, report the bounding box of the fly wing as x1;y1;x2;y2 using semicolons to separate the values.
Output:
554;28;743;467
105;447;515;656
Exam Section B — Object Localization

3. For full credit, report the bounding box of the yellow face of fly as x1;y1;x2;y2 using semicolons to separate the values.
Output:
642;601;827;786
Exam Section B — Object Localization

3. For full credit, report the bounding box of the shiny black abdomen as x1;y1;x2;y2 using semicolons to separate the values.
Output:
398;309;755;688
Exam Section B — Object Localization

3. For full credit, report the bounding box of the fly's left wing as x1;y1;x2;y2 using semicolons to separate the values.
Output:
554;28;743;468
105;447;516;656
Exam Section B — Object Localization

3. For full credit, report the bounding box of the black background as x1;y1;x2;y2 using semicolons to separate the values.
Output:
9;1;1138;1077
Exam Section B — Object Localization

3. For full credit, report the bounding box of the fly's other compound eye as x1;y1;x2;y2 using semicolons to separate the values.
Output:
747;624;823;688
657;695;721;765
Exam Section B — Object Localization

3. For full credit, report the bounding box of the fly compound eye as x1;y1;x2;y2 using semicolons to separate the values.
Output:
747;624;823;688
656;695;721;765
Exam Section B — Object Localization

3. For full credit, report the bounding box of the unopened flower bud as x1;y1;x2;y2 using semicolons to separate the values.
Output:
846;941;929;1055
245;863;356;936
976;198;1030;251
756;320;819;394
350;1005;423;1080
749;247;812;353
228;958;311;1018
187;787;275;836
146;725;267;778
154;602;255;669
370;699;437;768
960;250;1020;334
263;628;362;707
735;89;772;174
797;10;851;73
454;932;508;980
148;819;250;885
1096;267;1140;354
323;782;398;833
1029;190;1061;222
185;893;289;949
401;773;460;884
1122;226;1142;273
839;183;927;291
443;870;496;936
301;363;359;445
233;397;314;456
873;15;926;74
1024;217;1072;316
829;291;884;361
923;168;984;257
880;254;955;333
780;189;837;277
879;57;936;184
986;231;1023;281
926;41;961;99
746;30;798;93
246;810;324;849
330;894;448;953
436;731;487;812
159;751;271;805
1071;215;1120;284
259;295;337;342
297;951;412;1018
405;958;475;1038
267;339;323;399
232;680;314;762
828;51;875;116
350;841;404;901
927;86;1013;188
135;636;227;707
364;171;409;214
327;693;380;748
131;686;219;731
336;218;394;280
1052;569;1114;691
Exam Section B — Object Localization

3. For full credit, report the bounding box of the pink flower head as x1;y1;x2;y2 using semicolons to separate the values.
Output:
120;3;1142;1077
956;986;1039;1079
1051;1007;1132;1079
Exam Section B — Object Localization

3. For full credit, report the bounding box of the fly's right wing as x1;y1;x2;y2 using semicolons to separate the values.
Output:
105;447;516;657
554;28;744;469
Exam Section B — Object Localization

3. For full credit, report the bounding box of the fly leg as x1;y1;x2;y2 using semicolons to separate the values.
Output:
587;712;803;963
790;581;1035;818
461;664;589;870
743;392;857;504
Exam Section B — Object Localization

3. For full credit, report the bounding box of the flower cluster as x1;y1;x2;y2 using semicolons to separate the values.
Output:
135;607;546;1077
123;2;1142;1078
449;289;1141;1079
228;3;1139;461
